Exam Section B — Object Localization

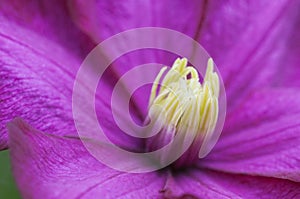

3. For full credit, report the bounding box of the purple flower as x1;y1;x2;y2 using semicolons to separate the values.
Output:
1;0;300;198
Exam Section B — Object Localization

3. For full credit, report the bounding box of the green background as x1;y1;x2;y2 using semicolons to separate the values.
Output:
0;150;21;199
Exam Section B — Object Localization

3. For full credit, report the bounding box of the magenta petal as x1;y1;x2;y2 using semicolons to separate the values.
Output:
69;0;204;43
164;169;300;198
0;18;82;150
0;16;140;151
0;0;93;57
68;0;206;85
68;0;211;121
0;132;8;150
202;89;300;182
69;1;300;110
162;170;240;198
276;12;300;87
198;1;299;108
8;118;165;199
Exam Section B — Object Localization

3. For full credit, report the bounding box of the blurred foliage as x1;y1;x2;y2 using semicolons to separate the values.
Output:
0;150;21;199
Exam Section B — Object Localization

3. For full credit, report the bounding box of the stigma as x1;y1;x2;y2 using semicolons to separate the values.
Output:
146;58;220;168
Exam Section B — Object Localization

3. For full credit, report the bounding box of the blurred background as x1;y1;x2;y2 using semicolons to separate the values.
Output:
0;150;21;199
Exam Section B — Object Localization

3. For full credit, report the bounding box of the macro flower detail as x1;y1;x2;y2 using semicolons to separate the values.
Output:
147;58;220;168
1;1;300;199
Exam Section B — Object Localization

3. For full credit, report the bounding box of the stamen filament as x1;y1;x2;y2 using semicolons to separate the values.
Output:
147;57;220;167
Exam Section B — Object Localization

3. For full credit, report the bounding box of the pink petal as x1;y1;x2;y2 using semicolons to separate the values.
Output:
69;1;210;121
201;88;300;182
8;118;166;199
198;0;300;108
0;18;81;150
69;0;204;43
68;0;208;90
162;170;240;198
163;169;300;198
0;17;140;151
275;12;300;87
0;0;94;58
69;0;300;110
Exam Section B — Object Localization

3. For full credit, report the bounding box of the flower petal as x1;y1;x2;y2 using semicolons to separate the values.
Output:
162;170;240;198
0;16;141;151
8;118;165;199
163;169;300;198
69;0;204;43
69;0;300;110
68;0;206;89
201;88;300;182
0;18;81;150
274;11;300;87
0;0;94;58
198;0;300;108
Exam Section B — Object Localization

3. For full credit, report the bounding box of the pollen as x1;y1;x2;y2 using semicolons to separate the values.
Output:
147;58;220;165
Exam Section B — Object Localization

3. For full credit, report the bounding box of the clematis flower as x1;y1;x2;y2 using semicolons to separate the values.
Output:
1;0;300;198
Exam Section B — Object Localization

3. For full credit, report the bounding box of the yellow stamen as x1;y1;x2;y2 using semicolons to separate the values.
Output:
148;58;219;156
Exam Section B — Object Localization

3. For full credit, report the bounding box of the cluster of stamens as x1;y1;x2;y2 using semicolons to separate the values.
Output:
147;58;220;167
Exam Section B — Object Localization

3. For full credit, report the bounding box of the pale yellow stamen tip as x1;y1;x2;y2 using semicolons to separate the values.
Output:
148;58;220;148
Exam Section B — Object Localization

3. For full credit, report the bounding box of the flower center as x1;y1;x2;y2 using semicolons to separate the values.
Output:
146;58;220;168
